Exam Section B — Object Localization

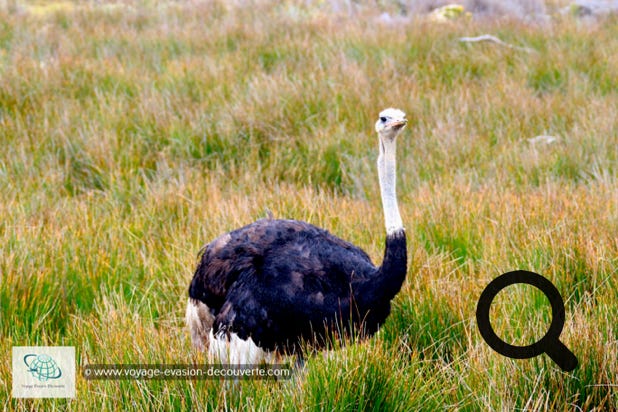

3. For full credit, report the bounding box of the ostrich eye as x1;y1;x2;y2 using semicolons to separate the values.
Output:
380;117;387;122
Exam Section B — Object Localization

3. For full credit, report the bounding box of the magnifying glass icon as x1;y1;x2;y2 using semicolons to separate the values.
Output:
476;270;578;372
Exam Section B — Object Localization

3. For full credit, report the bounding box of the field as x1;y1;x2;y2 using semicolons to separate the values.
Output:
1;0;617;410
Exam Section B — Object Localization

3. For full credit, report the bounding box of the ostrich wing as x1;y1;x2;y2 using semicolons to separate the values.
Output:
189;218;378;351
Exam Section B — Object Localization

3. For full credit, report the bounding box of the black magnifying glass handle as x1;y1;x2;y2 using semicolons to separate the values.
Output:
544;339;578;372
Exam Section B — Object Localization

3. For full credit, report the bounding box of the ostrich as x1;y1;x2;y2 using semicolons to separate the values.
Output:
186;108;408;363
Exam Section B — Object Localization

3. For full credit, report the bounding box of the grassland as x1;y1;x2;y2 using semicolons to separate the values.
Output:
1;0;617;410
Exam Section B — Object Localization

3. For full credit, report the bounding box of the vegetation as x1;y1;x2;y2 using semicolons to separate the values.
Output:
1;1;616;410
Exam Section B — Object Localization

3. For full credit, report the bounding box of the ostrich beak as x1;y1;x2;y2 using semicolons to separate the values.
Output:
390;119;407;130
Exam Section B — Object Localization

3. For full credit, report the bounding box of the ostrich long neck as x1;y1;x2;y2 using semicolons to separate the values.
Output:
378;137;403;234
352;135;407;310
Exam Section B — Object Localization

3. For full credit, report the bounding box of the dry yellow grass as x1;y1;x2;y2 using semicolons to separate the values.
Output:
1;1;617;410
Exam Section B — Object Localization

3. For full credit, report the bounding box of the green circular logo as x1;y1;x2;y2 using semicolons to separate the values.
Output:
24;354;62;381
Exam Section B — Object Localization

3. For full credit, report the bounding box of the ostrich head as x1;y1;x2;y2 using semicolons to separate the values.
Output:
375;108;407;141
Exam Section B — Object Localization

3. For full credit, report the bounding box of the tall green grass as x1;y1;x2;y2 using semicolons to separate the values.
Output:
1;1;617;410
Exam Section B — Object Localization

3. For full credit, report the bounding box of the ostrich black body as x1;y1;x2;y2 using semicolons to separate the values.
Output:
188;218;407;353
